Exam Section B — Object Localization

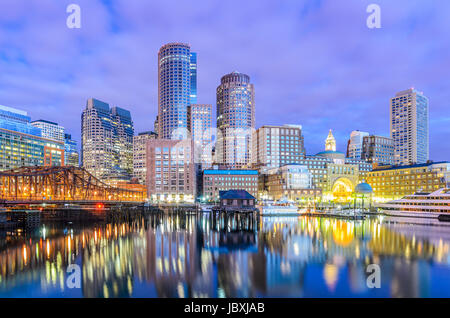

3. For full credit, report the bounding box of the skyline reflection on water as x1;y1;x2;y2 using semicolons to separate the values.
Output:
1;213;450;298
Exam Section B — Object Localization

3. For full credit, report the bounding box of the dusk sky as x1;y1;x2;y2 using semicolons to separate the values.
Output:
0;0;449;160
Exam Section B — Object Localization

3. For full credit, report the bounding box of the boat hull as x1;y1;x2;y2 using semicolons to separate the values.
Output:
382;210;444;219
260;206;299;216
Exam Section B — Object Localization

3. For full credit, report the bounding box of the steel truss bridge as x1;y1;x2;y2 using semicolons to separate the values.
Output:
0;166;146;203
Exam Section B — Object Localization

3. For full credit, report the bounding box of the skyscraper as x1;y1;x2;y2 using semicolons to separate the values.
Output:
216;71;255;169
158;43;192;140
81;98;134;183
346;130;369;159
190;52;197;105
188;104;212;168
390;88;429;165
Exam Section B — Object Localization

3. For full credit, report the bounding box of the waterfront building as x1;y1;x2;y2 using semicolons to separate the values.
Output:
31;119;65;142
133;131;157;185
262;164;321;201
390;88;429;165
361;135;394;165
251;124;305;172
0;105;64;170
297;130;372;202
202;169;258;202
64;133;79;167
158;43;192;140
366;161;450;202
188;104;212;168
146;138;196;202
190;52;197;104
216;72;255;169
81;98;134;183
219;190;256;211
346;130;369;159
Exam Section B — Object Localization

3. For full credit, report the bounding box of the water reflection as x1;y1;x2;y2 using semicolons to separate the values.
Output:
1;212;450;297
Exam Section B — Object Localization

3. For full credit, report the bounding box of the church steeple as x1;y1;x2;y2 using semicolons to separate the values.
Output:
325;129;336;152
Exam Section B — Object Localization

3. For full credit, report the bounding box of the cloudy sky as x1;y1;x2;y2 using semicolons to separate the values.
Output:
0;0;449;160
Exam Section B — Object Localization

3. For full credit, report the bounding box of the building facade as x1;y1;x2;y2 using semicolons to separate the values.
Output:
64;133;79;167
367;162;450;201
188;104;212;168
346;130;369;159
202;169;258;202
31;119;65;142
146;139;196;202
390;88;429;165
133;131;157;185
252;124;305;172
297;130;372;202
0;105;64;170
158;43;192;140
361;135;394;165
216;72;255;169
190;52;197;104
263;164;321;201
81;98;134;183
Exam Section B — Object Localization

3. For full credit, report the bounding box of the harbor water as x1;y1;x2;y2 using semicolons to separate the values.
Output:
1;210;450;297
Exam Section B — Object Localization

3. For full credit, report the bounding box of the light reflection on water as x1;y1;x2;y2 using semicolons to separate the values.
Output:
1;212;450;298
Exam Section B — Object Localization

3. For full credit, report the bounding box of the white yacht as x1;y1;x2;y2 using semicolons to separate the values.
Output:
379;188;450;218
259;199;299;215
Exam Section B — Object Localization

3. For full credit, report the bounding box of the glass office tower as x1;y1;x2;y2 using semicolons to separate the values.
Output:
190;52;197;105
390;88;429;165
64;133;79;167
216;72;255;169
158;43;192;140
0;105;64;170
81;98;134;183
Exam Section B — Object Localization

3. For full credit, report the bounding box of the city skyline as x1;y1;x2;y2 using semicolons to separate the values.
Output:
1;0;449;160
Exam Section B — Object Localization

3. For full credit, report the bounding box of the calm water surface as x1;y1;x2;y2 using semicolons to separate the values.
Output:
1;212;450;298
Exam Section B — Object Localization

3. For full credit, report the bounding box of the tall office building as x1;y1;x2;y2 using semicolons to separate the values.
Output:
0;105;64;170
361;135;394;165
252;124;305;172
188;104;212;167
64;133;79;167
390;88;429;165
133;131;157;185
81;98;134;183
111;106;134;178
190;52;197;105
216;72;255;169
347;130;369;159
31;119;65;142
158;43;192;140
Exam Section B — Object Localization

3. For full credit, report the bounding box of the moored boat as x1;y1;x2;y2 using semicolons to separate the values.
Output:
259;199;299;215
379;188;450;219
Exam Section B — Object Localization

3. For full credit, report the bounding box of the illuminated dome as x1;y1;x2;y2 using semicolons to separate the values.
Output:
355;182;373;194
